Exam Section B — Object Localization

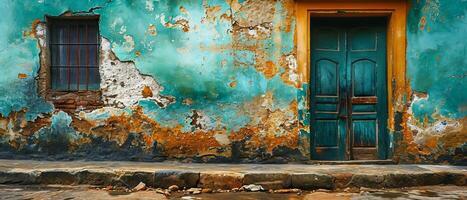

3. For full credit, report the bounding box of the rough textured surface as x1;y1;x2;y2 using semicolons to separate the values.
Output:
1;185;467;200
397;0;467;164
0;160;465;189
0;0;465;164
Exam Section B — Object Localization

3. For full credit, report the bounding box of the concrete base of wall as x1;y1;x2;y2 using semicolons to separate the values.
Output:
0;159;465;190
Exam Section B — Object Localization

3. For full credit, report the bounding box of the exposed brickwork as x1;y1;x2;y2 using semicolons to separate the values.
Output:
46;91;103;113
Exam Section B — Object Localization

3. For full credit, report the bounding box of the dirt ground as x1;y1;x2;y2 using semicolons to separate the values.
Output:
0;185;466;200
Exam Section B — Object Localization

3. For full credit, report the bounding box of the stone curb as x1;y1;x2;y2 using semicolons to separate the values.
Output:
0;169;465;190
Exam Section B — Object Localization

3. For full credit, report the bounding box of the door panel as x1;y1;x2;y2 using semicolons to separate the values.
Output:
310;18;388;160
352;120;377;147
352;59;376;96
310;23;347;160
316;59;338;95
315;120;339;147
349;28;377;51
314;28;340;51
347;23;387;160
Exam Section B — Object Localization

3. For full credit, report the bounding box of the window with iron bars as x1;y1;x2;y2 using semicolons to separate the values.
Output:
48;17;100;91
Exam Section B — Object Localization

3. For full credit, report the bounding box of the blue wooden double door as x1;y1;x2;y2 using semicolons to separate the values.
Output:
310;18;388;160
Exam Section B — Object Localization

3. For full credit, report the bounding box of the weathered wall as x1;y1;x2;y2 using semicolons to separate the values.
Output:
0;0;303;162
397;0;467;164
0;0;465;164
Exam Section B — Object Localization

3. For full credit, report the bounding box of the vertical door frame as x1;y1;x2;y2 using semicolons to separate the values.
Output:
296;0;408;160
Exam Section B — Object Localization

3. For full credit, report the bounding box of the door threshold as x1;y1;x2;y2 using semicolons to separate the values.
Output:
306;159;395;165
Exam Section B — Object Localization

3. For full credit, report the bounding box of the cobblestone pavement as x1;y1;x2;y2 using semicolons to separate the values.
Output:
0;185;466;200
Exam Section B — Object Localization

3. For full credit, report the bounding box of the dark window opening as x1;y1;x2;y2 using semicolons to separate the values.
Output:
48;17;100;91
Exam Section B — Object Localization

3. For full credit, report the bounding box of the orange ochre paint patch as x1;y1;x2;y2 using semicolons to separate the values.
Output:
18;73;28;79
255;60;278;79
71;107;225;157
229;81;237;88
24;19;41;38
142;86;153;98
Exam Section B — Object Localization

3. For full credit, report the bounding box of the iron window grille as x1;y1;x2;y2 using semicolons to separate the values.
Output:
48;16;100;91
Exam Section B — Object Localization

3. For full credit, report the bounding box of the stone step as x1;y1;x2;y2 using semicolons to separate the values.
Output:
0;160;465;190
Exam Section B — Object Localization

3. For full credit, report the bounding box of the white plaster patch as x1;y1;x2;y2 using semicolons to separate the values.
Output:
285;54;298;83
78;107;129;125
119;25;127;34
99;38;174;108
147;24;157;36
145;0;154;12
214;133;230;145
248;29;257;37
183;110;215;132
422;0;440;21
407;93;463;145
7;121;15;142
35;23;46;47
413;119;461;145
433;121;448;132
160;14;168;26
110;17;124;30
122;35;135;52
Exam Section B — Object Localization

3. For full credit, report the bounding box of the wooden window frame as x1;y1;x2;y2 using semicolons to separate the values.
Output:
47;16;100;91
37;15;103;112
296;0;408;133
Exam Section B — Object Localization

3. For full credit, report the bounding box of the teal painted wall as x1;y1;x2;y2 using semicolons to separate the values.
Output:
0;0;465;163
401;0;466;164
407;0;466;120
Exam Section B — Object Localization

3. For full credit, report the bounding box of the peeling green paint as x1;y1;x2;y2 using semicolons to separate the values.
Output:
407;0;467;120
0;0;465;163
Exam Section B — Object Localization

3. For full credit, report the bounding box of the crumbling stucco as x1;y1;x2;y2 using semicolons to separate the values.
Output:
0;0;465;164
99;38;175;108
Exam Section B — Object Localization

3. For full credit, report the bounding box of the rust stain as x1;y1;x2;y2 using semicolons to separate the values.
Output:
0;110;51;149
424;136;439;149
20;116;51;137
204;5;222;22
76;93;302;157
255;60;278;79
72;107;226;157
403;110;419;155
229;93;300;154
142;86;153;98
23;19;41;38
18;73;28;79
164;19;190;32
225;0;242;12
179;6;189;15
220;13;232;22
351;97;378;104
289;99;298;115
135;50;141;57
175;19;190;32
182;98;193;105
229;80;237;88
438;117;467;149
229;126;300;153
419;16;427;30
282;0;295;33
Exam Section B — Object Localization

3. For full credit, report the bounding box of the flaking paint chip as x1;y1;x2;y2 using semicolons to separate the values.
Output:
18;73;28;79
142;86;153;98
